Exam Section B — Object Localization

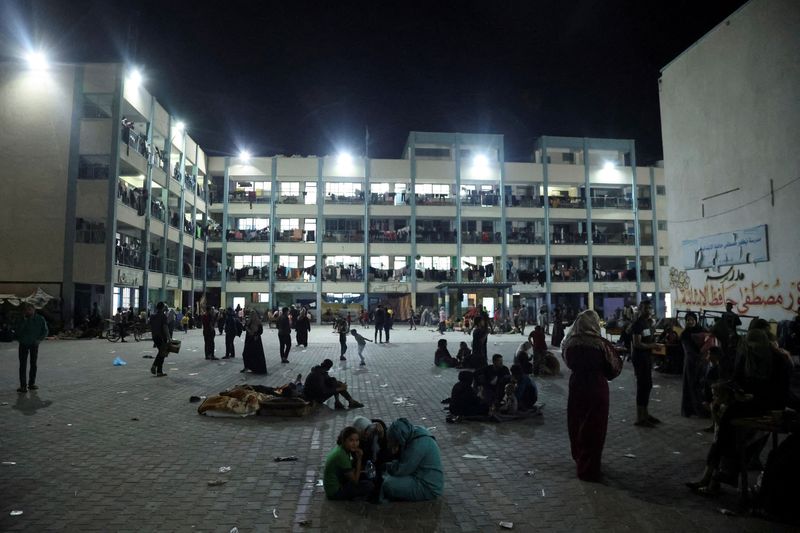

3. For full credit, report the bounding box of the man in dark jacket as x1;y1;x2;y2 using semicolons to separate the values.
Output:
15;303;48;393
149;302;171;377
223;307;239;359
201;306;217;360
277;307;292;363
374;305;385;343
303;359;364;409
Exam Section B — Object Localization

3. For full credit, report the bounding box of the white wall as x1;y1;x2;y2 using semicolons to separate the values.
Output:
0;64;74;283
659;0;800;320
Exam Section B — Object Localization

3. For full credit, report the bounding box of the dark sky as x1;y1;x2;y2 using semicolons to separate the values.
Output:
3;0;748;163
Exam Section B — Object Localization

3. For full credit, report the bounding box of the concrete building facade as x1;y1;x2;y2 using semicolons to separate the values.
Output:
0;61;669;327
659;0;800;321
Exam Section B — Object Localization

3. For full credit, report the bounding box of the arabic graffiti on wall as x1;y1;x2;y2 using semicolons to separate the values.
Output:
673;265;799;316
681;225;769;270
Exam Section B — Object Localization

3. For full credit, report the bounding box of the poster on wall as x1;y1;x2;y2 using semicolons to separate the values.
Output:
682;225;768;270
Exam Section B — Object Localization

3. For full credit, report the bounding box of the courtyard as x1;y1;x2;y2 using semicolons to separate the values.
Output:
0;326;789;532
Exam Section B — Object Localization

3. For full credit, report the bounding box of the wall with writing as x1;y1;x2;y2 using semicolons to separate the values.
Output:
660;0;800;321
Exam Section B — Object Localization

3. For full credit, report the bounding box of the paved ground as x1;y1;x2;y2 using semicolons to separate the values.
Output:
0;324;792;532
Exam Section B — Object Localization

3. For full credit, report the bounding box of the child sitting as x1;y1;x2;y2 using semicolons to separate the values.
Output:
456;341;472;367
530;326;548;375
449;371;488;417
435;339;458;368
511;364;538;411
324;426;375;500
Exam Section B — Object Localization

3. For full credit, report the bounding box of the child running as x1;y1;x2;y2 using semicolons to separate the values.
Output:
350;329;372;366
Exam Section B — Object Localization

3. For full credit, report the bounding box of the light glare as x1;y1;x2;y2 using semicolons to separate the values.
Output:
25;52;48;71
603;161;615;171
239;150;251;162
128;69;143;88
175;121;185;132
473;154;489;168
337;152;353;167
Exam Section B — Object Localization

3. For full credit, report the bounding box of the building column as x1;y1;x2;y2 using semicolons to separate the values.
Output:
159;118;172;304
61;66;85;327
541;137;552;312
268;157;277;309
454;134;463;283
650;166;662;317
630;140;642;305
409;133;418;308
104;65;125;320
141;95;156;312
584;138;594;311
220;157;231;308
499;137;508;284
315;158;324;325
176;131;187;310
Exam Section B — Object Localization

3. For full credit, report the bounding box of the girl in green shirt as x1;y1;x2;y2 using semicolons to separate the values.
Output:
323;426;374;500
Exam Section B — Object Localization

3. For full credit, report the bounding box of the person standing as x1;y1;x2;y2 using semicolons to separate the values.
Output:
384;308;393;343
374;305;385;343
438;307;447;335
241;310;267;374
114;307;128;342
295;308;311;348
149;302;170;377
408;308;417;330
167;306;176;338
277;307;292;363
680;311;707;417
551;307;565;347
722;301;741;329
630;300;660;427
223;307;239;359
202;306;218;360
15;303;48;393
562;310;622;482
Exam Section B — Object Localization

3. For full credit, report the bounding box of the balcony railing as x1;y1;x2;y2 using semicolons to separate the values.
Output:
325;193;364;204
228;266;271;282
229;191;271;204
165;258;178;276
416;268;455;282
369;229;410;243
115;247;143;269
507;232;544;245
275;229;308;242
323;230;364;243
551;267;589;282
225;229;270;242
149;256;162;272
506;195;540;207
371;192;410;206
461;194;500;207
277;194;302;204
322;265;363;282
416;230;457;244
461;231;500;244
548;196;585;209
590;197;632;209
416;194;455;206
150;202;166;222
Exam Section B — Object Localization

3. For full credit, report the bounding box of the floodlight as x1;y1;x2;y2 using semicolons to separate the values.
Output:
25;51;48;71
473;154;489;168
239;150;251;162
337;152;353;167
128;69;143;88
175;121;185;132
603;161;615;171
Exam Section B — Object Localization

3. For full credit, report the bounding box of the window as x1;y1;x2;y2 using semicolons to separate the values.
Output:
325;255;361;266
371;183;390;194
326;182;361;196
280;218;300;231
280;182;300;196
258;293;270;303
237;218;268;230
659;257;668;267
657;220;668;231
235;181;271;196
278;255;299;268
415;183;450;195
416;256;451;270
83;94;113;118
234;255;270;268
76;218;106;243
562;152;575;163
656;185;666;195
78;155;110;180
304;183;317;204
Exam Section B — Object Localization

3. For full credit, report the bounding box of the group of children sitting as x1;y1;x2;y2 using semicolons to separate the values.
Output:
324;416;444;503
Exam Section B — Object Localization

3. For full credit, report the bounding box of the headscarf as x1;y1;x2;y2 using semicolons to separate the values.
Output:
246;310;262;336
387;418;414;448
560;309;605;352
352;416;371;433
680;311;704;343
738;327;773;381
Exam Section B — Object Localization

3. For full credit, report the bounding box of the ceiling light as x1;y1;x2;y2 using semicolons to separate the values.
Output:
239;150;251;162
603;161;615;171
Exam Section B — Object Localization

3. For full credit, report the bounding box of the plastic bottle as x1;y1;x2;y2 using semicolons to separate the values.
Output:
365;460;376;480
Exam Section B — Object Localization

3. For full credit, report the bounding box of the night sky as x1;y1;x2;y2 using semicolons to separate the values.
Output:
2;0;748;164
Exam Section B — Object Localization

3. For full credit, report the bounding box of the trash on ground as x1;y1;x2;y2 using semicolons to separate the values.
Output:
525;471;535;477
1;402;8;406
379;383;389;388
219;466;231;473
652;384;661;389
718;508;737;516
2;461;17;465
272;509;279;519
130;417;139;421
623;453;636;459
696;432;704;436
274;456;298;462
462;454;488;459
230;528;239;533
117;391;128;394
189;373;199;376
427;426;437;431
10;510;23;516
113;357;127;366
297;519;312;526
316;480;324;487
672;451;681;455
208;479;227;486
142;355;154;359
499;522;514;529
392;397;407;405
541;489;546;497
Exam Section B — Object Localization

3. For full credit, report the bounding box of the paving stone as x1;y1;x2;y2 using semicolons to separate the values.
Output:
0;327;791;531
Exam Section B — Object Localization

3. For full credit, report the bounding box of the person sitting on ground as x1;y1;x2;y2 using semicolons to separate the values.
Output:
303;359;364;410
381;418;444;502
474;353;511;407
449;371;488;417
324;426;374;501
352;415;393;491
435;339;458;368
511;364;538;412
529;326;548;375
514;341;534;374
455;341;471;367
